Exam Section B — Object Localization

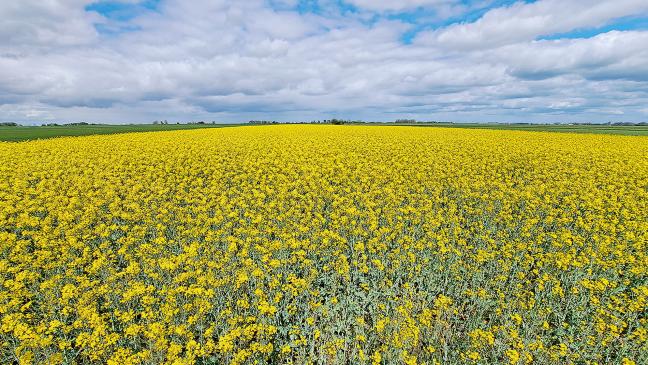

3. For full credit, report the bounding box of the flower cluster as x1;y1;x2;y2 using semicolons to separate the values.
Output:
0;126;646;364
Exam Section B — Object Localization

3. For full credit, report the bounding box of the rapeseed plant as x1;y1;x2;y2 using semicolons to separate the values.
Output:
0;125;646;364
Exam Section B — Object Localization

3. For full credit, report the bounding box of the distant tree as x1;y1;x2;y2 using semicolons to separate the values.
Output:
0;122;19;126
249;120;278;125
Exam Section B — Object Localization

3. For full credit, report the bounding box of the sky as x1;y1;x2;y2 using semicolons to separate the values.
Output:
1;0;648;124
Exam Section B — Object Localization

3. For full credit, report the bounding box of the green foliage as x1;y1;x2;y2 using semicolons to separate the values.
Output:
0;124;234;142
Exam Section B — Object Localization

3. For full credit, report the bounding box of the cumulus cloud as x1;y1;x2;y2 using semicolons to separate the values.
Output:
415;0;648;49
0;1;100;50
498;31;648;81
0;0;647;124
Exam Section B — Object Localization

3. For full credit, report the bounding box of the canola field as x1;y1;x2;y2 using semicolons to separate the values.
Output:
0;125;647;365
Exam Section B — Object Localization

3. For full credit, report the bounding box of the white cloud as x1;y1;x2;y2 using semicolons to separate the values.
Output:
497;31;648;81
0;0;647;124
416;0;648;49
0;0;100;49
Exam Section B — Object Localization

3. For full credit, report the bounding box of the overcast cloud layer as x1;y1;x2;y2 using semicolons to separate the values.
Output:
1;0;648;124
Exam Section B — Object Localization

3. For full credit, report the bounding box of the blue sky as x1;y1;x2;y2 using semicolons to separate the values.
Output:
87;0;160;20
1;0;648;124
